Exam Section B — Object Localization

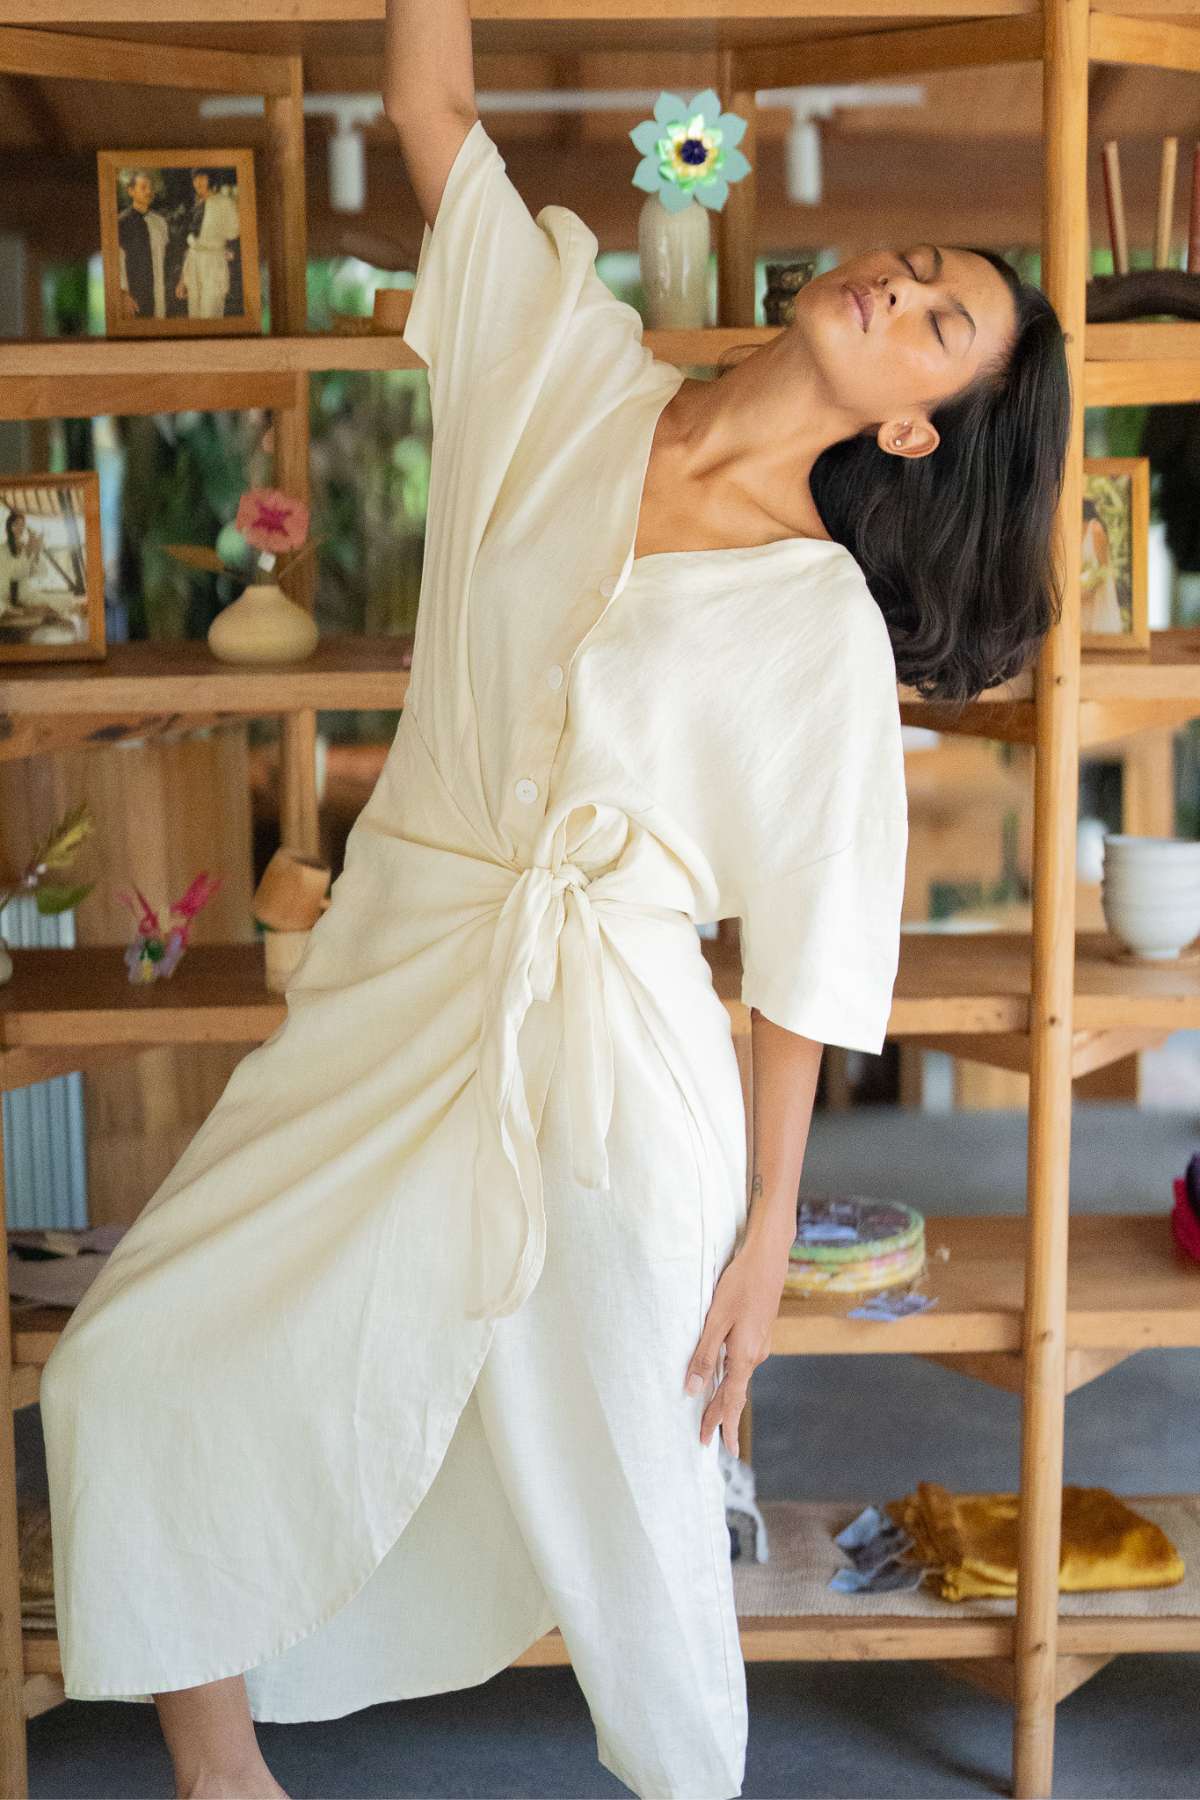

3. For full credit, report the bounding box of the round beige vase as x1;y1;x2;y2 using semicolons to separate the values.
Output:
207;582;319;665
637;192;711;330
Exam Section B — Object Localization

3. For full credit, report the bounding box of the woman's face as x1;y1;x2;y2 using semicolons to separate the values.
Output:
789;244;1018;435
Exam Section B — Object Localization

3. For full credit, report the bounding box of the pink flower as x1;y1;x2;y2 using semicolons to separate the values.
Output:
235;487;309;556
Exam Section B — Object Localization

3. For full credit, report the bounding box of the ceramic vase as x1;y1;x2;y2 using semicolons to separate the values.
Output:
637;193;711;330
207;582;319;666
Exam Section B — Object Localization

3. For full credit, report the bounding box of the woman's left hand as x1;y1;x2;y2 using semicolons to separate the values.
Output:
684;1233;790;1452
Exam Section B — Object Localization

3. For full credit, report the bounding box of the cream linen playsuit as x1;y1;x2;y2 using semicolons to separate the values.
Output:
39;119;908;1800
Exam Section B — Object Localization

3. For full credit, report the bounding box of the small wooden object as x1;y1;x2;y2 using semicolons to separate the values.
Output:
372;289;410;333
252;845;330;930
1101;140;1129;274
1189;142;1200;274
1156;136;1179;268
263;927;312;992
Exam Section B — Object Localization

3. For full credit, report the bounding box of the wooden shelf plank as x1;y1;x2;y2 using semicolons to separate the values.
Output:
0;326;775;404
6;627;1200;731
772;1214;1200;1356
1089;10;1200;73
1088;322;1200;362
0;1;1041;36
1079;629;1200;702
710;928;1200;1037
12;1214;1197;1384
0;635;412;716
28;1495;1195;1670
5;929;1197;1065
1074;931;1200;1030
0;944;284;1049
1085;358;1200;405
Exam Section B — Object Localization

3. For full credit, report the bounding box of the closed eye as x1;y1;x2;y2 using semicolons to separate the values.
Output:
899;251;946;350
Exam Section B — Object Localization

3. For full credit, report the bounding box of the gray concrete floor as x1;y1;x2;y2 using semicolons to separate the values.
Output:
23;1101;1200;1798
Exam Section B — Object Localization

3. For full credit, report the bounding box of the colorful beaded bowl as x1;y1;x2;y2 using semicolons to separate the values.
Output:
785;1196;926;1297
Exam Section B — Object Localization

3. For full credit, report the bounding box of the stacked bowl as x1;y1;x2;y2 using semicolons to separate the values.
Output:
1101;834;1200;960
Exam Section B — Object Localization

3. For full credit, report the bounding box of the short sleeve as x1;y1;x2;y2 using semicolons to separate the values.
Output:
403;118;571;423
733;566;909;1054
739;809;908;1053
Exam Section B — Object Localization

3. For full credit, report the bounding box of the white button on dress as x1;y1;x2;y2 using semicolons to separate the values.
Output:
514;776;539;804
40;116;908;1800
545;664;564;690
599;575;618;598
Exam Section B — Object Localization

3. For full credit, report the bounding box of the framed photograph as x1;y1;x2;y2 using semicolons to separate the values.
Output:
97;148;261;337
0;474;105;663
1081;457;1150;652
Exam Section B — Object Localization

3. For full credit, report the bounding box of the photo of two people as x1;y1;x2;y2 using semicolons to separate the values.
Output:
97;148;261;336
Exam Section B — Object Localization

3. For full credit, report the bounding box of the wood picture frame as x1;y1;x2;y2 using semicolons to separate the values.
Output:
1081;456;1150;652
0;473;105;664
97;148;262;338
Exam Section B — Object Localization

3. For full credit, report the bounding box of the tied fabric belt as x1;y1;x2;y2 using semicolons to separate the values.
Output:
467;812;686;1322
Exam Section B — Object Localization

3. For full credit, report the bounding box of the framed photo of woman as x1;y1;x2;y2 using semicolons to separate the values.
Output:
97;148;262;337
1081;457;1150;652
0;473;105;663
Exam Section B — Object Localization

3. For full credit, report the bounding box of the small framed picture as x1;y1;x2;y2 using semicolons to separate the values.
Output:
0;473;105;663
97;148;261;337
1081;457;1150;652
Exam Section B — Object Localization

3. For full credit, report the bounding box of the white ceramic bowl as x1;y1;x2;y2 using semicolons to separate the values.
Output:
1102;889;1200;957
1103;834;1200;866
1102;866;1200;899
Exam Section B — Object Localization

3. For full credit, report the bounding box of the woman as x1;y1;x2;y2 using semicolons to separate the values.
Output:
0;508;88;644
0;510;42;604
39;5;1069;1798
1080;497;1125;635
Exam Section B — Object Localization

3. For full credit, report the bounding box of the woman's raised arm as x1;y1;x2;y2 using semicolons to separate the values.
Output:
383;0;481;229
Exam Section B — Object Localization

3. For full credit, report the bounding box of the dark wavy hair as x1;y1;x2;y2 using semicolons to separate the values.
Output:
740;249;1070;710
816;249;1070;706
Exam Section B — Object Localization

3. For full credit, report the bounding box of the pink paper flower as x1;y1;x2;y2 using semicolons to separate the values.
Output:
235;488;309;557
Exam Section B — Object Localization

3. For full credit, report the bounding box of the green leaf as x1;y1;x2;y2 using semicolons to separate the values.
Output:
35;881;94;915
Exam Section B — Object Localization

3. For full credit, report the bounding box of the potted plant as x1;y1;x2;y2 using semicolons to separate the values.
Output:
167;486;321;665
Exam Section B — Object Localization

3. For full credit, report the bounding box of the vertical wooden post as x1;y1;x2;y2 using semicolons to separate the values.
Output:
719;59;762;1465
264;54;320;861
0;1107;29;1799
1013;0;1087;1792
716;53;758;329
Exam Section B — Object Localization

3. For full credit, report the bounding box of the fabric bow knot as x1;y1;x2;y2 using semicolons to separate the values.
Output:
468;846;616;1321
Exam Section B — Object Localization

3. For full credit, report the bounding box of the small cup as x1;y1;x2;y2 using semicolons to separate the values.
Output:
372;288;410;334
263;927;312;993
253;846;331;931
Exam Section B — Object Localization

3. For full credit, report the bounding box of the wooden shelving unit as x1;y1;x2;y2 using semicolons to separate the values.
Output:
1;4;1198;1798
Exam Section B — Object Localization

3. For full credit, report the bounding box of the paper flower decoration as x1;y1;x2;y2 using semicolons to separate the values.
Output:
117;871;223;984
630;89;752;213
166;487;321;590
234;487;311;575
0;800;95;921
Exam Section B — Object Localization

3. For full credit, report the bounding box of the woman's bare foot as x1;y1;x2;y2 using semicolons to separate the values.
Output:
177;1766;289;1799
